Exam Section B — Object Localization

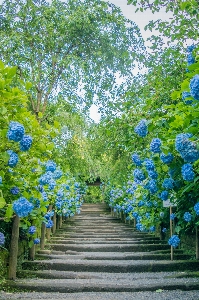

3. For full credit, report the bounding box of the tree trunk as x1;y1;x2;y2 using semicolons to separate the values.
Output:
29;244;35;261
40;222;46;250
52;211;56;234
46;228;51;241
8;215;20;280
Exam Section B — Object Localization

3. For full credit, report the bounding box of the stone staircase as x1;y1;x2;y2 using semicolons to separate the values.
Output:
7;203;199;297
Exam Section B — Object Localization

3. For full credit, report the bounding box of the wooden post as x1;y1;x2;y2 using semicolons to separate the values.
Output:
60;215;63;228
40;222;46;250
52;211;56;234
29;244;35;261
46;228;51;241
196;226;199;260
8;215;20;280
170;206;174;261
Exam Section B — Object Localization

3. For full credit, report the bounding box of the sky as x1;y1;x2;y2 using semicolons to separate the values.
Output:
0;0;171;122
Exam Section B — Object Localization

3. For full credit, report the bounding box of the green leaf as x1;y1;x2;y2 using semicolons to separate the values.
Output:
25;82;33;90
0;197;6;208
5;205;14;219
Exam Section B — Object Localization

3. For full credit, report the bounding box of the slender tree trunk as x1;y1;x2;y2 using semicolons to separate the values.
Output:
40;222;46;250
29;244;35;261
8;215;20;280
52;211;57;234
46;228;51;241
57;215;60;229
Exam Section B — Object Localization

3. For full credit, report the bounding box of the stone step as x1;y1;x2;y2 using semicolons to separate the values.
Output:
22;259;199;273
48;239;167;245
49;243;170;252
35;252;192;261
12;272;199;293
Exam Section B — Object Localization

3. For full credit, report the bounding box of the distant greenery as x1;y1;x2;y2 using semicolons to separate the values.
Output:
84;186;103;203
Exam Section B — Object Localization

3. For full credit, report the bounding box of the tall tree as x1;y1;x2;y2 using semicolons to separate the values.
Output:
0;0;145;118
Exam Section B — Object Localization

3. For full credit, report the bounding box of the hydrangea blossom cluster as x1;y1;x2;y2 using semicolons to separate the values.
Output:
170;213;176;220
162;178;174;190
13;197;34;217
39;171;53;186
131;153;142;166
7;150;18;168
20;135;33;151
145;179;158;194
0;176;2;184
187;44;195;66
149;226;156;232
181;163;195;181
28;226;36;234
45;220;54;228
175;133;199;163
150;138;161;153
7;121;25;142
48;179;56;191
133;168;145;182
46;160;57;172
134;119;148;137
144;159;155;171
148;170;158;179
33;238;40;244
162;228;167;233
183;212;192;222
190;74;199;100
10;187;20;195
159;191;169;201
0;232;5;246
194;203;199;215
53;169;63;179
160;153;173;164
168;235;180;248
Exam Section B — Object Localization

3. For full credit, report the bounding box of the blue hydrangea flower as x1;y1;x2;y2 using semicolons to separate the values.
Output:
133;168;145;182
39;171;53;185
74;182;79;188
13;197;34;217
138;200;145;207
181;163;195;181
10;187;20;195
187;45;195;53
19;135;33;151
46;160;56;172
168;235;180;248
45;219;54;228
150;138;161;153
160;212;164;218
160;190;169;201
134;119;148;137
162;178;174;190
33;238;40;244
149;226;156;232
53;169;63;179
183;212;192;222
147;170;158;179
48;179;56;191
170;213;176;220
42;192;48;201
145;212;150;218
145;179;158;194
28;226;36;234
7;150;18;168
144;159;155;171
187;52;195;66
131;153;142;166
175;133;199;163
162;227;167;233
57;189;64;198
160;153;174;164
194;202;199;215
182;91;193;105
7;121;25;142
0;232;5;246
0;176;2;184
190;74;199;100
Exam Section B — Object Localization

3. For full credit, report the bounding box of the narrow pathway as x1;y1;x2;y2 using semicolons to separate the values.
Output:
2;203;199;299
